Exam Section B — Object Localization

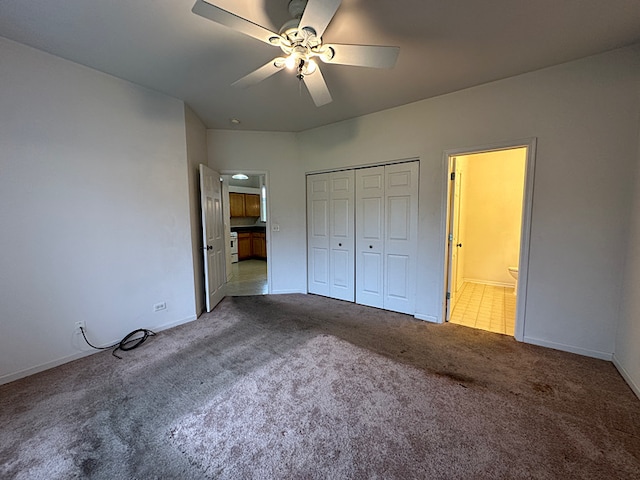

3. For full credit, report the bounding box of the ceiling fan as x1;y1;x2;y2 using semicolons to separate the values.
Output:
192;0;400;107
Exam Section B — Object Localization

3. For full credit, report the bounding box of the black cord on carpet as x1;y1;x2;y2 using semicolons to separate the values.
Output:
80;326;156;359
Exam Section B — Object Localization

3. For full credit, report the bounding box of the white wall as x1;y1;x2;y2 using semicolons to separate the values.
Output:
207;130;306;294
184;105;208;316
296;46;640;359
459;149;526;286
615;122;640;398
0;37;196;383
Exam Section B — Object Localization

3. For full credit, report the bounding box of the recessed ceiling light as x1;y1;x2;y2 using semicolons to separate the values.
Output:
232;174;249;180
230;118;241;125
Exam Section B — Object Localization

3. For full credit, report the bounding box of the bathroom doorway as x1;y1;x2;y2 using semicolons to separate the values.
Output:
443;141;535;340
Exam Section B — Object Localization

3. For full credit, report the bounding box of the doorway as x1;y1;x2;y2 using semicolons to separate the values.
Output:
443;141;535;340
220;171;270;296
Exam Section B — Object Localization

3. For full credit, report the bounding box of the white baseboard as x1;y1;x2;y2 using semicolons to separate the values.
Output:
154;315;198;332
0;350;98;386
464;278;515;288
523;336;613;361
414;313;440;323
612;355;640;400
270;289;307;295
0;314;198;386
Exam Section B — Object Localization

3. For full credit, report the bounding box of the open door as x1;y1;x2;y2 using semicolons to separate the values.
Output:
200;164;226;312
445;158;463;320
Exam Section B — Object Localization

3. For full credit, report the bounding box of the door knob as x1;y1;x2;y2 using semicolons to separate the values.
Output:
338;243;342;247
456;243;462;247
369;245;373;249
207;245;213;250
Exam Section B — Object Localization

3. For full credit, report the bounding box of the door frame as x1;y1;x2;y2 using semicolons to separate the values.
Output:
220;169;271;294
440;138;537;341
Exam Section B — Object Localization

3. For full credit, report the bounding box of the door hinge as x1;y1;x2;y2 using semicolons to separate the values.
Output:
448;233;454;242
446;292;451;300
450;172;455;181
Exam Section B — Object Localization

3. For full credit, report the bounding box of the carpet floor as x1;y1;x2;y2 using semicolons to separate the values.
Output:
1;294;639;479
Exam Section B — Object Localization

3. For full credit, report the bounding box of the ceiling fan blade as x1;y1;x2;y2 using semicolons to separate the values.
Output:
322;44;400;69
299;0;342;38
303;67;332;107
192;0;281;46
232;58;286;88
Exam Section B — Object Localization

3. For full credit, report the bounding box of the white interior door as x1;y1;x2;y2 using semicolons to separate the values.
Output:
454;169;464;293
355;166;385;308
200;164;225;312
329;171;355;301
307;174;331;297
448;165;464;317
383;162;419;314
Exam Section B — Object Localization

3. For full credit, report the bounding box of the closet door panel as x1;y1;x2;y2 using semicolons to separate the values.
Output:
355;166;385;308
329;171;355;301
361;252;383;296
383;162;419;314
307;174;331;296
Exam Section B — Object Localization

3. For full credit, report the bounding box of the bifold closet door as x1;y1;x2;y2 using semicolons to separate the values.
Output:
355;166;385;308
383;162;419;314
355;162;419;314
307;171;355;301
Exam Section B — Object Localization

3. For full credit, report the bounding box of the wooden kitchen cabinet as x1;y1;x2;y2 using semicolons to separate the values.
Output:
237;232;252;260
229;193;245;218
229;192;261;218
235;230;267;261
245;194;260;217
252;232;266;259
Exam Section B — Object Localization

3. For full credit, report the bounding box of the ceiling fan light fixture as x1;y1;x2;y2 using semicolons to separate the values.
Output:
192;0;399;108
305;59;317;75
285;55;297;70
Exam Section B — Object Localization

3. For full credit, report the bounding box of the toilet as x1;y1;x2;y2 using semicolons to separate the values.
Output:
508;267;519;295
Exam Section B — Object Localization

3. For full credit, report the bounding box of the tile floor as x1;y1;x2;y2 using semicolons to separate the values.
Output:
449;282;516;336
225;259;268;296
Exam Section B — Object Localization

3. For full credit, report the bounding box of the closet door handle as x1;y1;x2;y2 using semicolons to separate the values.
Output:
369;245;373;249
338;243;342;247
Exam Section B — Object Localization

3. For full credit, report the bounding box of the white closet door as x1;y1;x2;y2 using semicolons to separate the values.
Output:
307;171;355;301
307;174;331;297
383;162;419;314
329;171;355;301
355;166;385;308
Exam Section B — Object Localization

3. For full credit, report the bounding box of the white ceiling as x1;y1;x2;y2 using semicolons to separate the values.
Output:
1;0;639;132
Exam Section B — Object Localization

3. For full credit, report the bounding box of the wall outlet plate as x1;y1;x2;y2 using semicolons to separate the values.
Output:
153;302;167;312
74;321;85;334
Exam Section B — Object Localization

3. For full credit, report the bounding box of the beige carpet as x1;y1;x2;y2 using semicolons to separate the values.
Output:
1;294;639;479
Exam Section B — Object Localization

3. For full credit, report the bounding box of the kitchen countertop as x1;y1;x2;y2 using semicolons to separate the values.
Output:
231;225;266;233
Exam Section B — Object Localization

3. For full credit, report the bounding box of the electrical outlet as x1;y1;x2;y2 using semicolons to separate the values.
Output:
74;321;85;334
153;302;167;312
